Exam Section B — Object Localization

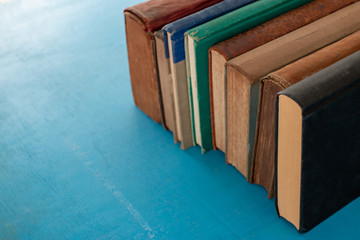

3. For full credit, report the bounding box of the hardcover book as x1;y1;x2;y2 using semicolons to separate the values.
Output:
253;30;360;198
184;0;313;153
276;51;360;233
226;2;360;180
155;31;177;139
124;0;223;126
209;0;358;153
162;0;256;150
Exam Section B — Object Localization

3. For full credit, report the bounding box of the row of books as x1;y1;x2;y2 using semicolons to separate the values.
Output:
124;0;360;233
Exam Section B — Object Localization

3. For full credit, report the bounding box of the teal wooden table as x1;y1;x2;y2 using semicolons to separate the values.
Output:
0;0;359;239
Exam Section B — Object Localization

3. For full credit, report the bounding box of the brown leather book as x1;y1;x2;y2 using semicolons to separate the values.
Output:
209;0;358;152
226;2;360;181
253;30;360;199
124;0;223;126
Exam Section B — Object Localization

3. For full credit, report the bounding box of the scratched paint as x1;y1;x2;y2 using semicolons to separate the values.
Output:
0;0;359;239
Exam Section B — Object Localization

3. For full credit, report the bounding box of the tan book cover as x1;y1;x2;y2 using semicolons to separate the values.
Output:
167;34;194;149
226;2;360;180
155;31;178;141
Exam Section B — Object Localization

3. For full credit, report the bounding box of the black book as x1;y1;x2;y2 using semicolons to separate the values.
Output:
275;51;360;232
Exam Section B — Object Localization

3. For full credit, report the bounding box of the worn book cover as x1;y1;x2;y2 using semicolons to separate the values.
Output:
162;0;256;150
275;51;360;233
254;31;360;198
184;0;313;153
124;0;222;126
209;0;358;153
154;31;177;139
226;2;360;180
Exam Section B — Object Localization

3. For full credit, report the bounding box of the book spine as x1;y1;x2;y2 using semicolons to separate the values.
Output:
252;78;287;198
209;49;229;151
208;49;218;150
155;32;177;134
226;64;253;178
125;12;165;125
184;34;197;145
167;33;194;149
196;43;214;153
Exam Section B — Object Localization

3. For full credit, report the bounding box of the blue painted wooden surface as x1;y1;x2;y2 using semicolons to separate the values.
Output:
0;0;359;239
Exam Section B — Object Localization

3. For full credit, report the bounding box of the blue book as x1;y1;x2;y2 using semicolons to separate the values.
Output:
160;0;257;150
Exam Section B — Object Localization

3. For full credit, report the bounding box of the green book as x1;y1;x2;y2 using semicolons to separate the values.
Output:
185;0;313;153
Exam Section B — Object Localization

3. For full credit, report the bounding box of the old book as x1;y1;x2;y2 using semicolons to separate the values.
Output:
226;2;360;180
185;0;313;153
253;31;360;198
276;51;360;233
209;0;358;153
155;31;177;139
162;0;256;150
124;0;223;126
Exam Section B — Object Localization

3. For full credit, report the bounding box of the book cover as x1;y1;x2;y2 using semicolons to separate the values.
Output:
275;51;360;233
226;2;360;180
162;0;257;150
184;0;313;153
124;0;223;126
155;31;177;139
209;0;358;153
254;30;360;198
